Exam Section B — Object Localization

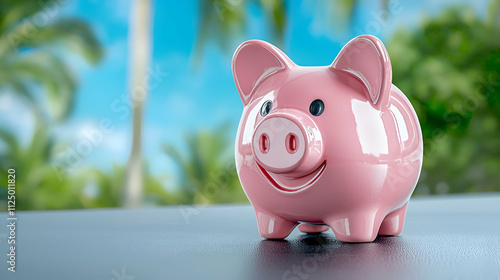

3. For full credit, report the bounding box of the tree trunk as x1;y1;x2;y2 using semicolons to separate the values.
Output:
123;0;151;208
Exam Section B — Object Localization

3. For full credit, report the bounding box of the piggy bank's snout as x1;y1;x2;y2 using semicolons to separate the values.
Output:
252;112;323;177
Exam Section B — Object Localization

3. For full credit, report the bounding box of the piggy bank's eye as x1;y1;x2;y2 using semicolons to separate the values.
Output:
309;99;324;116
260;100;273;117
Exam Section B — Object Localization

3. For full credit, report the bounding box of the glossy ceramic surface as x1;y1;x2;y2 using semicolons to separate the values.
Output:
232;35;423;243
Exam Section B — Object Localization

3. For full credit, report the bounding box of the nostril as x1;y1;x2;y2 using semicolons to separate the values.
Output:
285;133;298;154
259;134;270;154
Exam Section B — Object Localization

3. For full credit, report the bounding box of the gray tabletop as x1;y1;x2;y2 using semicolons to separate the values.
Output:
1;194;500;280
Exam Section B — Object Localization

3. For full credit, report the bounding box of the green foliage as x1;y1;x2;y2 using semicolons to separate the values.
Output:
0;123;173;210
387;2;500;194
0;122;86;210
0;0;103;121
163;124;248;205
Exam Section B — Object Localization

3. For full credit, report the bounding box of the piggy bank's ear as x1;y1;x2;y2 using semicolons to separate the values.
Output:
331;35;392;108
232;40;293;106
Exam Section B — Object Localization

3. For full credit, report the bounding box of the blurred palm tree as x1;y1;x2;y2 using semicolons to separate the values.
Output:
0;0;103;121
388;0;500;195
122;0;152;208
163;124;247;204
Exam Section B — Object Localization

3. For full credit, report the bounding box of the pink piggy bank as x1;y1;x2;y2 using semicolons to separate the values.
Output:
232;35;423;243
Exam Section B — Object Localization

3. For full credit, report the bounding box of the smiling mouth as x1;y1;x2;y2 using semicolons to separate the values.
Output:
257;161;327;193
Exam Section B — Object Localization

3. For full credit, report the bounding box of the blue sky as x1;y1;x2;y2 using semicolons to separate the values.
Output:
0;0;490;186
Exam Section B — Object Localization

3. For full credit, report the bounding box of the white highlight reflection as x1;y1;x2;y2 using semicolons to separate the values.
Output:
351;100;388;156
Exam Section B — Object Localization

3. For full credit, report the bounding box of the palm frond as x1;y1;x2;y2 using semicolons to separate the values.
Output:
5;18;104;64
0;0;44;34
3;50;77;119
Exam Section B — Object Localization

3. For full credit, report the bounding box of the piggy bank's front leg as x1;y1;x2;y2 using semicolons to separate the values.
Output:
326;211;382;243
254;209;297;239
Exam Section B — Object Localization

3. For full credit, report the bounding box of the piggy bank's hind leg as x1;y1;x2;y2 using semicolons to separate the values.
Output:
326;211;382;243
254;209;297;239
298;224;330;234
378;203;408;236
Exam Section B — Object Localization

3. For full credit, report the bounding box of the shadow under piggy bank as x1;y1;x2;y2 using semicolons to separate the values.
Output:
250;233;423;280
